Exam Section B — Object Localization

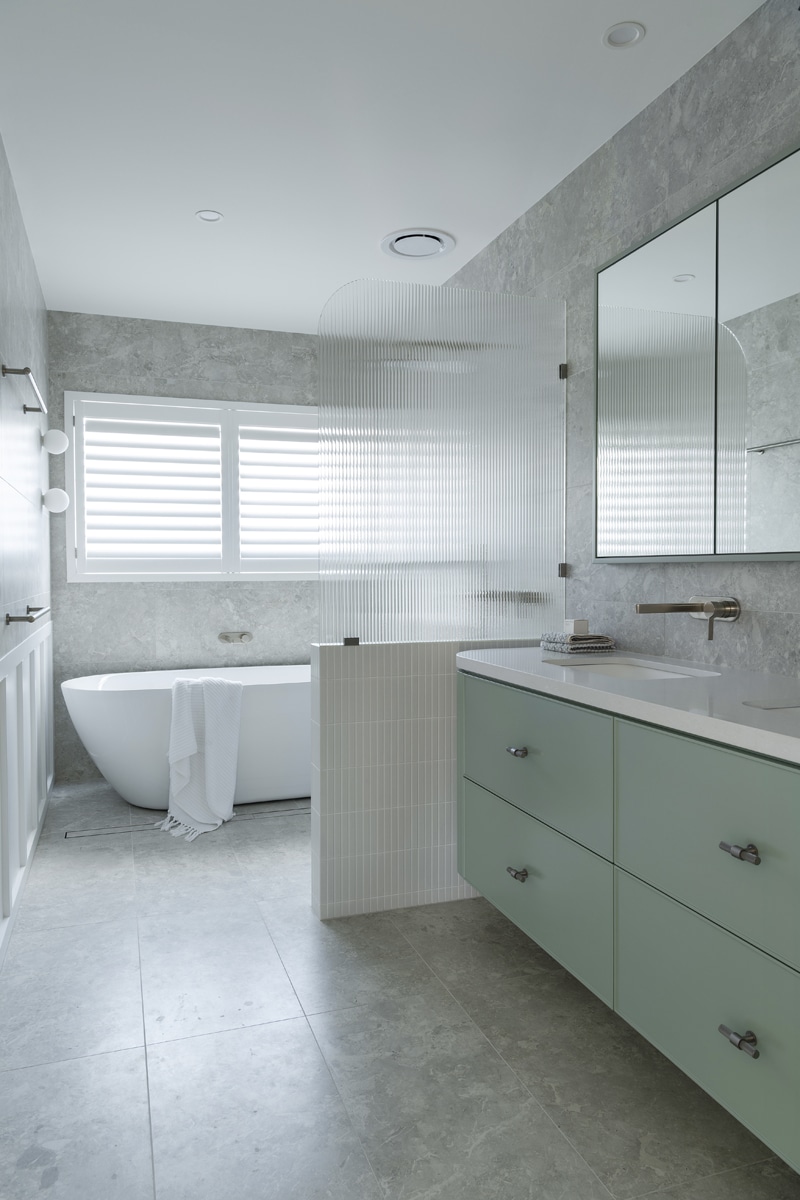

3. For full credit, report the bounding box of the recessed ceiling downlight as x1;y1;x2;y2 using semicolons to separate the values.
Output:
603;21;646;48
673;273;696;283
195;209;224;223
381;229;455;259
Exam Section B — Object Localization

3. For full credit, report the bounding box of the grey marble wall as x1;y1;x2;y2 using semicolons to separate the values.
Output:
48;312;318;781
447;0;800;677
0;132;49;663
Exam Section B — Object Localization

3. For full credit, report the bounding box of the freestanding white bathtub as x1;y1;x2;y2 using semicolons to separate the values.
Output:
61;665;311;811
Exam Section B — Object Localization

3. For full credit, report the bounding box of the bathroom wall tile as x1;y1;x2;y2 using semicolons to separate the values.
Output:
0;131;49;665
565;368;595;492
447;0;800;675
147;1020;382;1200
0;918;143;1070
48;311;319;782
0;1048;153;1200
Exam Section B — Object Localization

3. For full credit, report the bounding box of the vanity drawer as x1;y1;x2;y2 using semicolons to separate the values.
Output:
462;674;613;858
615;870;800;1173
463;779;613;1004
615;720;800;970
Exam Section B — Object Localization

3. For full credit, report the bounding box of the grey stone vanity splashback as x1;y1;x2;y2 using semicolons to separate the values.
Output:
48;311;319;782
447;0;800;678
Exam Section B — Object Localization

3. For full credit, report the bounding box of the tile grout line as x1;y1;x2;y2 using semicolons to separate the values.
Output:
625;1155;782;1200
132;833;159;1200
383;910;617;1198
249;895;389;1198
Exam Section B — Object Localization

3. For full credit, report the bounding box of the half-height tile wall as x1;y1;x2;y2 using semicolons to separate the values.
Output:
312;642;478;918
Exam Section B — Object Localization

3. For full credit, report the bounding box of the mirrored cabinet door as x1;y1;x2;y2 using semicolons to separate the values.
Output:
717;150;800;554
596;143;800;561
597;204;717;557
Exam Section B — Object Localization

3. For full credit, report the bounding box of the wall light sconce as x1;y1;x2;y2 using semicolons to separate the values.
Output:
42;429;69;455
43;488;70;513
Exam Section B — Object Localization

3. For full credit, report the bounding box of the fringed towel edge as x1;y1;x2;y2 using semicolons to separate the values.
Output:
156;815;205;842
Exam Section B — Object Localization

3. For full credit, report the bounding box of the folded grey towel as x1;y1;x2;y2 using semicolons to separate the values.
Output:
540;640;616;655
540;632;615;645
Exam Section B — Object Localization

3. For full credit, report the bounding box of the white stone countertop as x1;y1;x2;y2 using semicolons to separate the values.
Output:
456;646;800;766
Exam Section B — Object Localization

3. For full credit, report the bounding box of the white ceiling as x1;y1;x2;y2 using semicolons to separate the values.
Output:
0;0;764;334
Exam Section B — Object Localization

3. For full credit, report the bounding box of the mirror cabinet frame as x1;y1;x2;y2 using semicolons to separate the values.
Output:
594;142;800;564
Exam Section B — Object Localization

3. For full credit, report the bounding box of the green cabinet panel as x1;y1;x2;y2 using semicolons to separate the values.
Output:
462;673;614;858
615;869;800;1173
616;720;800;971
464;780;613;1004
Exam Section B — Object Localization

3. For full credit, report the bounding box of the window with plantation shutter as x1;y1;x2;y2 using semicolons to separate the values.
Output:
66;393;318;581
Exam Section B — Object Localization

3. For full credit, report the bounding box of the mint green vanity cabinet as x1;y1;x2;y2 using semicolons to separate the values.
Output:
464;779;613;1004
616;720;800;971
457;665;800;1175
461;673;613;857
616;870;800;1173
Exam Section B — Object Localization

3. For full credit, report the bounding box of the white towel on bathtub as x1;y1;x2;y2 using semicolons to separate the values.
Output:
159;677;243;841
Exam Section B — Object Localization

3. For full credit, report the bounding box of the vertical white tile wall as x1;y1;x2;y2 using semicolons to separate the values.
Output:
312;641;479;918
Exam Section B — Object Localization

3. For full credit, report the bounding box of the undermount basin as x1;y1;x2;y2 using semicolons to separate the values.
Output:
542;656;722;681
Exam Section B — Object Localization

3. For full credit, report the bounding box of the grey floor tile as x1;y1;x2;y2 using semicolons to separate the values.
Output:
464;966;770;1199
226;812;312;901
13;832;136;932
41;781;134;841
0;1048;153;1200
648;1159;800;1199
389;896;563;995
132;829;253;914
148;1020;382;1200
259;893;436;1014
139;906;302;1042
0;919;143;1070
310;986;612;1200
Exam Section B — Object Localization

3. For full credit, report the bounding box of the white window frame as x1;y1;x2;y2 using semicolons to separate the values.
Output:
65;391;319;582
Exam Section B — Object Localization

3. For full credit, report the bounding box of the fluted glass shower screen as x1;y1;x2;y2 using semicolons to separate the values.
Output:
318;281;565;643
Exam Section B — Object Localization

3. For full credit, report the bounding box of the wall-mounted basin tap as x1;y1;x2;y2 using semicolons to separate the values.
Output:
635;597;740;641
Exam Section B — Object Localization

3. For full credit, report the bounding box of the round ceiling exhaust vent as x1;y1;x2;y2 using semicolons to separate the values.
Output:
381;229;455;258
602;22;646;49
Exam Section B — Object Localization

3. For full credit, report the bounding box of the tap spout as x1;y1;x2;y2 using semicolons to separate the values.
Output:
635;597;740;642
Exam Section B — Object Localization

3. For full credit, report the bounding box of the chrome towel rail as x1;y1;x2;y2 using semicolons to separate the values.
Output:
746;436;800;455
1;365;47;415
5;606;50;625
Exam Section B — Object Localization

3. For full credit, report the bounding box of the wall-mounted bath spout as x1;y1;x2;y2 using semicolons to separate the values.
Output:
635;597;740;641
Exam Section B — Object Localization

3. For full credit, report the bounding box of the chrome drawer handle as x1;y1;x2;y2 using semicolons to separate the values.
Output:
505;746;528;758
718;1025;760;1059
506;866;529;883
719;841;761;866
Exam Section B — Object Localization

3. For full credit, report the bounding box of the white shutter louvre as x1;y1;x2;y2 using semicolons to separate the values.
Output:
82;419;223;567
237;412;319;574
67;393;319;581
